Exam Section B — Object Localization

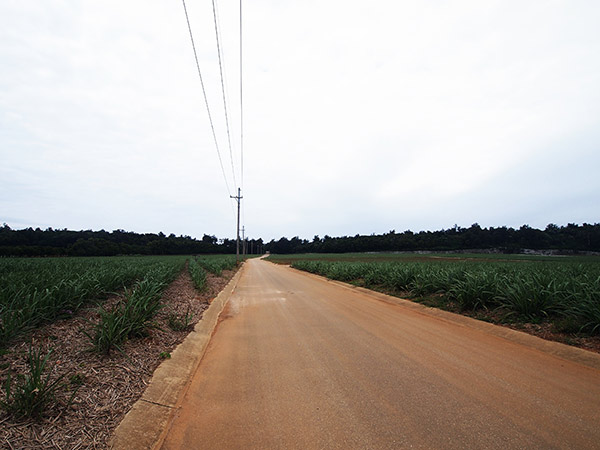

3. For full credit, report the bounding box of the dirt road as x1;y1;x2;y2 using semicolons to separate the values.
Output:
160;258;600;449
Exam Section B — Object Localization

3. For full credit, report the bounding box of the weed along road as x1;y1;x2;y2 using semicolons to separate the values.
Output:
159;258;600;449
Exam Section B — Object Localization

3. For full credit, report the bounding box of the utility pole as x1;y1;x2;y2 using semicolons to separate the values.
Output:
230;188;242;263
242;226;246;257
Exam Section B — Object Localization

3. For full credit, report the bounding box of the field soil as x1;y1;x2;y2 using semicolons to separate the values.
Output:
0;266;237;450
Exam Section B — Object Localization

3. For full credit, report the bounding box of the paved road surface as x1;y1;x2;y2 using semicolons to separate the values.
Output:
160;258;600;449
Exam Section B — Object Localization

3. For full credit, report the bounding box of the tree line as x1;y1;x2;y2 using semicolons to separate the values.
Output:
0;225;264;257
264;223;600;254
3;223;599;257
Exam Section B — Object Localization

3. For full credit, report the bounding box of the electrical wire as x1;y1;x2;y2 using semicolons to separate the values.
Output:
211;0;237;189
239;0;245;237
181;0;232;198
239;0;244;193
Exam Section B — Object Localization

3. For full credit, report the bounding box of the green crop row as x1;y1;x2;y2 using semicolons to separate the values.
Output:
188;258;207;290
84;262;183;354
291;259;600;334
194;255;239;276
0;256;187;347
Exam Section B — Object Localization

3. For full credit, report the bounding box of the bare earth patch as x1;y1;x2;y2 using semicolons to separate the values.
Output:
0;267;236;450
499;321;600;354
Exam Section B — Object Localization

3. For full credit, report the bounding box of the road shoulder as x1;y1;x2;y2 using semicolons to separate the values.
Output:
110;263;245;449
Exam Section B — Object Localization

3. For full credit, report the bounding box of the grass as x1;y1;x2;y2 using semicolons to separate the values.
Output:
1;346;76;419
194;255;239;276
0;254;245;353
167;306;194;332
83;265;179;355
188;258;207;290
0;256;187;348
0;252;244;435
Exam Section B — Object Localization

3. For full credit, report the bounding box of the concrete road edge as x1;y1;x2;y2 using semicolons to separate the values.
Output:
110;264;246;450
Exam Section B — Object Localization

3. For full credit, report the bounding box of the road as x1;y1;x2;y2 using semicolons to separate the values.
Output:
160;258;600;449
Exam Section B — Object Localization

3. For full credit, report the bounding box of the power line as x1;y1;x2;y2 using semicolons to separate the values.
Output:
211;0;237;189
181;0;232;198
213;0;236;159
239;0;244;193
239;0;245;236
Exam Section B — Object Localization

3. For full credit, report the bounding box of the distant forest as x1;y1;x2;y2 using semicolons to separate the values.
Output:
1;223;599;257
0;224;264;257
265;223;600;254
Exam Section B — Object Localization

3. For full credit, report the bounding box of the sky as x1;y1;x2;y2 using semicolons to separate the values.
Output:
1;1;599;242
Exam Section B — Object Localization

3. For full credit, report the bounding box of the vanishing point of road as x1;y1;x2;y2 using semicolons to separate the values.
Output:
160;258;600;449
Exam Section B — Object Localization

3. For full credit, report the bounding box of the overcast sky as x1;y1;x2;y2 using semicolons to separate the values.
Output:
1;1;599;242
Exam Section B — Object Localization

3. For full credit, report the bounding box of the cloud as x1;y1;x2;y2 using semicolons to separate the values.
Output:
1;1;599;241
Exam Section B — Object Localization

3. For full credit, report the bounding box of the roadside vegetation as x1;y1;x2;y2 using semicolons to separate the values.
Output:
268;253;600;342
0;254;245;448
0;346;78;420
0;256;187;348
83;266;182;355
188;255;239;291
188;257;208;291
194;255;239;276
0;254;247;352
